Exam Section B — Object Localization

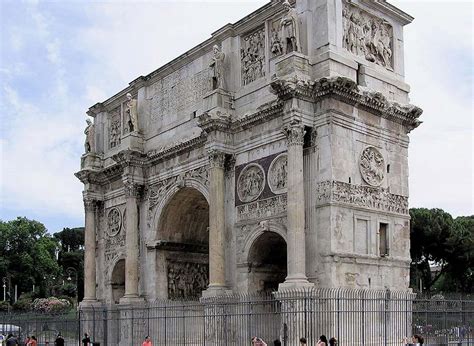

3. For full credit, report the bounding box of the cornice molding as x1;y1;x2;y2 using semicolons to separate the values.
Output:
146;132;208;164
271;76;422;132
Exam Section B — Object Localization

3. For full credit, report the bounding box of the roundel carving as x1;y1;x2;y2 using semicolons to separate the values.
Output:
268;153;288;194
359;146;385;186
237;163;265;203
107;208;122;237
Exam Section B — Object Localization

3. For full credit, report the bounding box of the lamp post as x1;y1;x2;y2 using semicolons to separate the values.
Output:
66;267;78;306
2;278;6;301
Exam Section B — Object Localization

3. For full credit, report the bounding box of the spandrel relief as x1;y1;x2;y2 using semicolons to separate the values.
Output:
342;2;393;69
241;27;266;86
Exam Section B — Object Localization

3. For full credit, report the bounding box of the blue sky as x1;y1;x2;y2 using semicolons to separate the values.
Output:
0;0;472;234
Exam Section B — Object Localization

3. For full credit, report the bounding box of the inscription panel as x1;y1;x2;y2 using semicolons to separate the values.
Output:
148;66;209;125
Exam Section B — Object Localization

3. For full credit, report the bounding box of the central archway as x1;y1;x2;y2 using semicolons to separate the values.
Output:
248;231;287;293
157;187;209;299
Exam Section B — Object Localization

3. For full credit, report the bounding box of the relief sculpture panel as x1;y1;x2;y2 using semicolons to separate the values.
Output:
167;261;208;300
316;180;408;215
359;146;385;186
237;163;265;203
268;153;288;194
104;207;126;266
109;106;121;149
342;2;393;69
241;27;266;86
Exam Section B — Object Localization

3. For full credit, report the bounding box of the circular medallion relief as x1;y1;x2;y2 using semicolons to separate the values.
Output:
107;208;122;237
359;146;385;186
237;163;265;203
268;154;288;194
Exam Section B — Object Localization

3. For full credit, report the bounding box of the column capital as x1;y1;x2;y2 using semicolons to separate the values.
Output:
123;181;142;198
283;120;305;146
208;149;226;169
83;198;97;212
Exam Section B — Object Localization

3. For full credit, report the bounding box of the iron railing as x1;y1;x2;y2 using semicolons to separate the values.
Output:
0;288;472;346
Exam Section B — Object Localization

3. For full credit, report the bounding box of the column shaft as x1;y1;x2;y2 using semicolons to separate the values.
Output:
83;199;97;301
208;150;226;288
282;121;311;286
124;184;140;298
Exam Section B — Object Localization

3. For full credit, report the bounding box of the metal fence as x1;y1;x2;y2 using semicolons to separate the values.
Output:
1;289;472;346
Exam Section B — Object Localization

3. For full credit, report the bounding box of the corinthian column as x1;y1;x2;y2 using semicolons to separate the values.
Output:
83;198;97;301
205;149;227;294
280;120;313;289
122;182;141;301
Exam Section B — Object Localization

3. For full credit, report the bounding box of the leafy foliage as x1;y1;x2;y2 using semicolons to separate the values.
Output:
410;209;474;293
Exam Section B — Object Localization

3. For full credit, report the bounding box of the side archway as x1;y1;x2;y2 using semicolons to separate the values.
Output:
110;258;125;304
152;184;210;299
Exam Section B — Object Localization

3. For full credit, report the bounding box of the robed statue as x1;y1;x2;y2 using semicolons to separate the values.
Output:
280;0;301;54
209;44;225;90
84;119;95;153
126;93;138;132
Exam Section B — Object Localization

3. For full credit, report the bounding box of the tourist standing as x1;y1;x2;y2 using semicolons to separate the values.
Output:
54;334;64;346
329;337;337;346
317;335;328;346
252;336;268;346
5;334;18;346
26;336;37;346
300;337;307;345
81;333;90;346
142;335;152;346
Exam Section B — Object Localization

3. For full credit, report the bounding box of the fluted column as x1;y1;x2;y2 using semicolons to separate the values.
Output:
122;182;141;300
83;198;97;301
207;149;227;291
280;120;312;289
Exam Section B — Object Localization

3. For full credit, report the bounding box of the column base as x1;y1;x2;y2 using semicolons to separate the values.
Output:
79;299;101;308
201;284;232;298
119;295;145;305
278;276;314;291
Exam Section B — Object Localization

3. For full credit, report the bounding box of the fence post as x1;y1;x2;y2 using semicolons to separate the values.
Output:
78;309;82;346
103;308;107;346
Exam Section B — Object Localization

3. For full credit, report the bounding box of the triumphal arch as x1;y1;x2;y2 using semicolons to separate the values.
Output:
77;0;421;308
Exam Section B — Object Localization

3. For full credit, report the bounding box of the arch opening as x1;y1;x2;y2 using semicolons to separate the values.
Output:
157;187;209;299
111;259;125;304
248;231;287;293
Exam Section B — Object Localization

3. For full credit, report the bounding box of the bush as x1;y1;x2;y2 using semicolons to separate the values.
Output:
13;297;32;311
57;283;77;298
31;297;71;313
0;300;11;311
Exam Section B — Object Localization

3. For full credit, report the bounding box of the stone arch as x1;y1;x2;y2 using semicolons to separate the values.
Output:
242;221;288;293
109;257;125;304
150;178;209;238
152;182;210;299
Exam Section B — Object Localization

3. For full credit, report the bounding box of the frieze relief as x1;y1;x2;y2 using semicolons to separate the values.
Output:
149;66;209;122
236;194;287;222
167;261;208;300
268;154;288;194
241;27;266;86
237;163;265;203
342;2;393;69
315;180;408;215
359;146;385;186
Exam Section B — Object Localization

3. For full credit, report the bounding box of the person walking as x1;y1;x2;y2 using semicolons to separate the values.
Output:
6;334;18;346
142;335;152;346
26;336;37;346
329;337;337;346
300;337;307;345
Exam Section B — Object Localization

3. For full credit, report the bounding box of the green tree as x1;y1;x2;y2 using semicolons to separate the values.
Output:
54;227;84;301
0;217;60;301
410;208;474;293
